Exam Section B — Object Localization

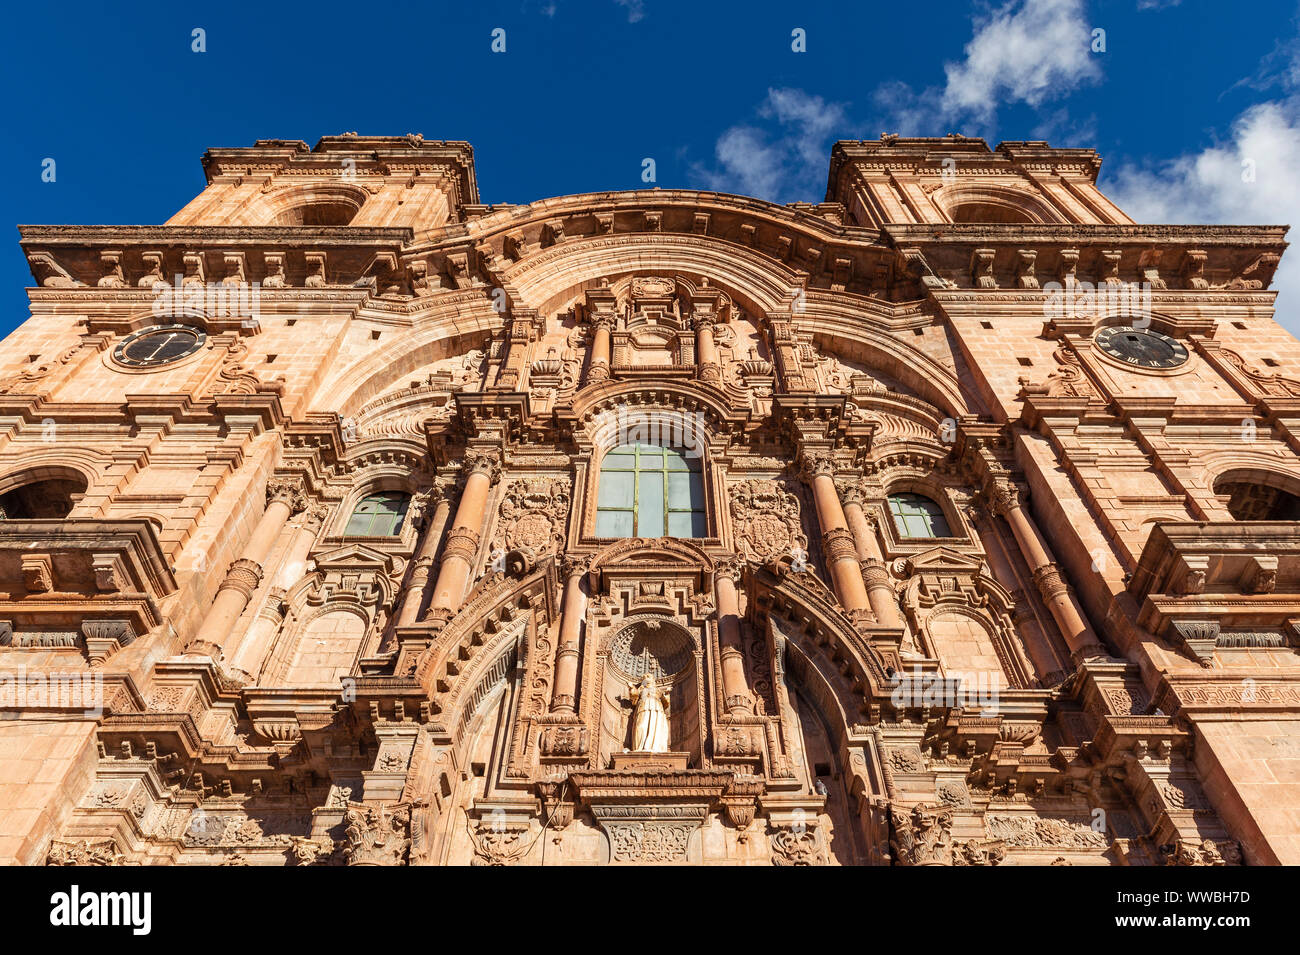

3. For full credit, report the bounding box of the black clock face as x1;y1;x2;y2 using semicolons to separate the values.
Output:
1094;326;1188;370
114;325;206;367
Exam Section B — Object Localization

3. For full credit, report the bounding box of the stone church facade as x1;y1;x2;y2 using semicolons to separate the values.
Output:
3;133;1298;866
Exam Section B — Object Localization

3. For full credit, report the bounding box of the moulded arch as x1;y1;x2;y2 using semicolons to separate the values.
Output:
934;184;1064;224
313;308;499;419
254;182;371;226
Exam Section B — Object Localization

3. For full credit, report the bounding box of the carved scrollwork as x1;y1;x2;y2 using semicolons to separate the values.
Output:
342;802;412;866
890;803;954;866
770;824;828;866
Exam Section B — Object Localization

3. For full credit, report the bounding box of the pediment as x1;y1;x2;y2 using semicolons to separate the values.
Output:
903;546;986;578
312;542;396;575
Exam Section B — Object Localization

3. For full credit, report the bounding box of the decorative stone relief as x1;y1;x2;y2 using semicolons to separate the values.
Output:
491;477;570;558
730;478;808;564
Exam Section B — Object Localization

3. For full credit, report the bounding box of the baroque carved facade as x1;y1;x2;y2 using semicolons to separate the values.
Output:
1;133;1297;865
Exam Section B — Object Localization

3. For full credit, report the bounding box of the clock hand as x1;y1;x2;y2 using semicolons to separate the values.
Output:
145;333;177;360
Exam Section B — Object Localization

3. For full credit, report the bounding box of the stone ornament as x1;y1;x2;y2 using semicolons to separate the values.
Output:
729;479;808;564
492;477;570;557
343;802;412;866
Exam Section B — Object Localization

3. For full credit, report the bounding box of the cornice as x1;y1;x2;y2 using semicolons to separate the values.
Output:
19;225;415;246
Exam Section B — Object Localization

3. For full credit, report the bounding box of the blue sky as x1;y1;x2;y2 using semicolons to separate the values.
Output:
3;0;1300;333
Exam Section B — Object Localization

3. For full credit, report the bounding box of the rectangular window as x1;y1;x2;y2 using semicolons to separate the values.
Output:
594;444;706;538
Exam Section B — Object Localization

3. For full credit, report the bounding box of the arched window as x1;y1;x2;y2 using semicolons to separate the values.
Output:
344;492;410;536
888;492;951;539
595;444;705;538
1217;480;1300;521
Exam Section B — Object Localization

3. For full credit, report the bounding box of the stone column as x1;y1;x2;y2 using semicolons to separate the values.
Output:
802;454;872;614
990;481;1106;662
427;452;500;624
586;315;613;384
395;490;452;627
191;477;304;653
839;484;902;628
225;501;327;676
549;554;592;715
714;556;754;716
694;314;722;384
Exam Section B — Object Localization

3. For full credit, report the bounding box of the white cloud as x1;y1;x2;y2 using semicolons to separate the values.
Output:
615;0;645;22
1106;99;1300;330
693;88;849;202
941;0;1102;122
871;0;1104;136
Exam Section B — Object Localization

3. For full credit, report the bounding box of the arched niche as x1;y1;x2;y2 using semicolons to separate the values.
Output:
934;185;1064;224
257;184;369;226
598;616;701;765
923;609;1008;692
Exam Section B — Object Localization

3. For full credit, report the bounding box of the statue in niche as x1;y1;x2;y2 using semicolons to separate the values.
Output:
627;674;671;753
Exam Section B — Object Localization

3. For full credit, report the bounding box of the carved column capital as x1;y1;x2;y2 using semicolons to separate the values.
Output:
713;555;746;585
267;477;309;514
987;479;1025;517
461;450;502;484
837;481;867;507
798;450;837;485
560;552;594;581
300;501;330;531
889;803;954;866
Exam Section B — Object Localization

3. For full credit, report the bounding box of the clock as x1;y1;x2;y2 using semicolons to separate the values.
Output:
1094;326;1188;370
113;324;207;368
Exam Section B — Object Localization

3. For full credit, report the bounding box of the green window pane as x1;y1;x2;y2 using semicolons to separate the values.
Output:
667;471;704;509
638;473;665;537
596;443;707;541
668;510;707;537
598;471;635;508
344;513;373;536
595;510;634;537
888;493;950;539
347;492;410;537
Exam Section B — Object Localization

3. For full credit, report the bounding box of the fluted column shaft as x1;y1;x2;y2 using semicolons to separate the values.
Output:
226;504;324;674
805;459;872;613
714;559;753;716
994;483;1104;660
840;490;902;628
550;556;591;715
396;494;452;626
193;480;302;651
428;455;498;619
